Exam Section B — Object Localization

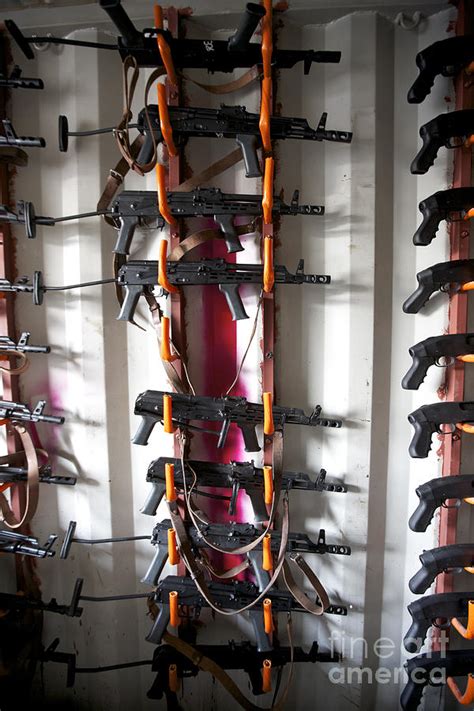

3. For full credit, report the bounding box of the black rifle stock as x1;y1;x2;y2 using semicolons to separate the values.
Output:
408;37;474;104
402;259;474;314
147;640;338;700
147;575;347;650
409;544;474;594
133;391;342;451
117;258;329;323
409;474;474;532
401;651;474;711
141;456;346;520
414;188;474;246
402;333;474;390
0;530;57;558
7;2;341;73
142;518;350;588
408;401;474;458
133;104;352;178
404;592;474;652
411;110;474;174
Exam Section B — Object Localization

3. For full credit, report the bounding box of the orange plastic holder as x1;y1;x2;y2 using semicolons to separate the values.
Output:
263;598;273;634
263;237;274;293
156;163;178;227
168;664;180;692
263;391;275;435
263;465;273;505
262;534;273;571
165;462;177;500
262;157;274;225
169;590;180;627
160;316;177;362
168;527;180;565
447;674;474;704
451;600;474;639
153;5;178;87
157;83;178;157
262;659;272;693
163;395;175;435
158;239;179;293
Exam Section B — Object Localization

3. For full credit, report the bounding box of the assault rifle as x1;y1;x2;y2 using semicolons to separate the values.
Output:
0;188;323;254
409;474;474;532
6;2;341;74
0;529;56;558
60;105;352;178
133;391;342;451
142;456;347;521
408;36;474;104
413;188;474;246
0;460;76;487
0;331;49;361
117;258;329;323
147;640;339;700
408;401;474;458
402;334;474;390
409;544;474;594
147;575;347;649
401;651;474;711
142;518;350;588
402;259;474;314
411;110;474;174
0;258;328;323
404;591;474;652
0;66;43;90
0;578;84;618
0;399;64;427
0;119;45;149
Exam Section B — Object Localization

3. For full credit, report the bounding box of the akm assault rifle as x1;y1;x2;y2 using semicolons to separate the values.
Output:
403;259;474;314
404;591;474;652
0;530;56;559
0;258;328;324
147;640;339;700
413;188;474;246
0;119;45;150
142;518;350;588
409;474;474;532
409;544;474;594
411;110;474;175
408;401;474;458
0;188;323;255
402;334;474;390
0;399;64;427
408;36;474;104
0;332;49;359
147;575;347;650
133;391;342;451
60;105;352;178
0;66;43;90
6;1;341;74
401;651;474;711
141;456;346;521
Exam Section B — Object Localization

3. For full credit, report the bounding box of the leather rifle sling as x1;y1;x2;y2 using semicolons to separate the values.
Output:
0;350;29;375
0;425;39;528
97;136;145;227
180;66;261;95
161;615;295;711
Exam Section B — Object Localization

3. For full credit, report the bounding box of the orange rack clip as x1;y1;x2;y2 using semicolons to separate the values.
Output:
447;674;474;705
261;0;273;79
263;391;275;435
157;83;178;157
160;316;175;362
163;395;175;435
451;600;474;639
262;157;274;225
263;598;273;634
464;134;474;148
153;5;178;87
463;207;474;220
0;483;12;493
263;237;274;293
168;527;180;565
456;422;474;434
259;77;272;154
168;663;179;692
158;239;179;293
165;462;177;500
156;163;178;227
262;659;272;693
457;354;474;362
169;590;180;627
263;465;273;505
460;281;474;292
262;533;273;571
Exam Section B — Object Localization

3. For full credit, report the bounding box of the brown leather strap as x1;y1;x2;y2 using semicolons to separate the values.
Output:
181;66;261;95
97;136;145;226
0;426;39;529
282;555;329;616
174;148;243;192
0;351;29;375
167;222;256;261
